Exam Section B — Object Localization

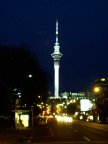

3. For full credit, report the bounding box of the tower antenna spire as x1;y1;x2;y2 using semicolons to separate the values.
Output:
56;19;59;45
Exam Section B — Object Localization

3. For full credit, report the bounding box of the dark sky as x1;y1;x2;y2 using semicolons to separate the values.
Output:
0;0;108;94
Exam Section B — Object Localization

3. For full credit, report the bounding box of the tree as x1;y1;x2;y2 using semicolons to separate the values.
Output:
93;77;108;123
0;45;50;115
67;103;77;116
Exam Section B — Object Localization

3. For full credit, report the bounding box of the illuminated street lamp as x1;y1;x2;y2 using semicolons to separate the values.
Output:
28;74;32;78
93;86;104;99
101;78;106;82
93;85;106;99
94;86;101;93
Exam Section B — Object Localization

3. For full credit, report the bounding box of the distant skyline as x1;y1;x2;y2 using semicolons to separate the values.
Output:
0;0;108;94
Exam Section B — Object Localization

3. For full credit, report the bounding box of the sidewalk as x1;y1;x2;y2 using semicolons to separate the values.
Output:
77;120;108;132
0;128;32;144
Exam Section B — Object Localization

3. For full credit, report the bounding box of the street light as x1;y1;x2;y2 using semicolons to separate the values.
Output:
93;86;105;99
93;86;104;98
94;86;101;93
28;74;32;78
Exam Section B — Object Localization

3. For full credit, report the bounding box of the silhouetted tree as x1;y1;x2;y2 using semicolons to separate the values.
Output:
94;78;108;123
67;103;77;115
0;45;50;115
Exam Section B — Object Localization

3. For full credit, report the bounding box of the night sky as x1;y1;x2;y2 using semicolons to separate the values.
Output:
0;0;108;94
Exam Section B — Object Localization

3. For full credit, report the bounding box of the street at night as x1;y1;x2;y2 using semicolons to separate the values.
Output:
0;118;108;144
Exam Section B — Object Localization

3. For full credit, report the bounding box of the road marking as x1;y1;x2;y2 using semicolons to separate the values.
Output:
49;127;54;137
83;136;90;141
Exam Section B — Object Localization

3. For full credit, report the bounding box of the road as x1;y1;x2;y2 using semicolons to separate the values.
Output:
16;118;108;144
0;118;108;144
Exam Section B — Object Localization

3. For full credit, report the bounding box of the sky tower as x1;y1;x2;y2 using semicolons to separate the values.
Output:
51;20;63;98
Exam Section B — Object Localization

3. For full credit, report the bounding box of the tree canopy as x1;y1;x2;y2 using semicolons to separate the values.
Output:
0;45;50;114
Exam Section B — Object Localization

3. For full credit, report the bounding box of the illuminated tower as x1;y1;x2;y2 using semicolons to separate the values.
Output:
51;20;63;98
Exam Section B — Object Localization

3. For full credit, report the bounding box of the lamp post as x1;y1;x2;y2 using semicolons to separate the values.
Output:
93;85;106;123
93;86;100;122
28;74;34;127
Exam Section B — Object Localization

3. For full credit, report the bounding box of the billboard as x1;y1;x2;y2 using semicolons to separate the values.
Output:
80;99;92;111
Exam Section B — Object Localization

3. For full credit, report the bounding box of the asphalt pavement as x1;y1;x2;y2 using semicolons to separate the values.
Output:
0;120;108;144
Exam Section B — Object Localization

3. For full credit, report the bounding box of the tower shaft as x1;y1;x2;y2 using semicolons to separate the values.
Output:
54;61;59;97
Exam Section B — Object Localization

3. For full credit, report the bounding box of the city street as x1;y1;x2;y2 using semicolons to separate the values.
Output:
0;118;108;144
24;119;108;144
